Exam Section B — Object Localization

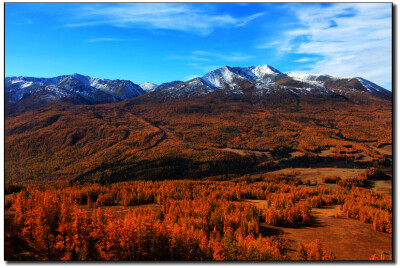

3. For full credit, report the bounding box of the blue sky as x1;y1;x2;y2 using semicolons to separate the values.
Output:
5;3;392;89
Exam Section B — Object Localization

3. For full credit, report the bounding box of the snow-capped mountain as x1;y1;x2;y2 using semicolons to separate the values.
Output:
284;71;390;98
139;82;158;92
57;74;144;100
230;65;287;84
5;75;68;102
6;65;391;112
5;75;67;86
199;65;286;90
5;74;145;105
149;65;391;101
200;66;249;90
139;81;184;92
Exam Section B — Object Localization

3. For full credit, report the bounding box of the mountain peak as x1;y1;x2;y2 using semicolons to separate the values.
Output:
139;82;158;92
70;73;90;82
71;73;87;78
254;64;283;74
200;64;286;89
201;66;248;89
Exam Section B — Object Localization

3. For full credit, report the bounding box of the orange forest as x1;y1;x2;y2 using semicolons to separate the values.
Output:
5;167;392;261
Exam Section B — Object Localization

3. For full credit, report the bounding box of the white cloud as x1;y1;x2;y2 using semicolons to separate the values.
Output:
235;13;265;27
66;3;264;36
284;3;392;87
294;57;315;63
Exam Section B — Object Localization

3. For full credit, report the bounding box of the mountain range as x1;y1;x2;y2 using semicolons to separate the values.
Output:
5;64;392;185
5;74;144;104
5;65;391;113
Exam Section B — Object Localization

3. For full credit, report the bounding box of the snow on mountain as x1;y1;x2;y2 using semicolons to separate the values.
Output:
286;72;331;83
155;65;287;100
149;65;390;101
201;65;287;90
57;74;145;99
5;75;68;98
5;82;44;102
153;78;215;99
356;77;388;94
156;81;184;90
118;81;146;99
5;74;145;104
140;82;158;92
87;77;144;99
5;80;41;94
6;65;391;107
201;66;246;89
5;75;67;86
230;65;286;83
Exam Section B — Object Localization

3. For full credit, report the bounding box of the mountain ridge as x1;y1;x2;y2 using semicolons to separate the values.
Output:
5;65;391;112
5;73;145;105
146;66;391;103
